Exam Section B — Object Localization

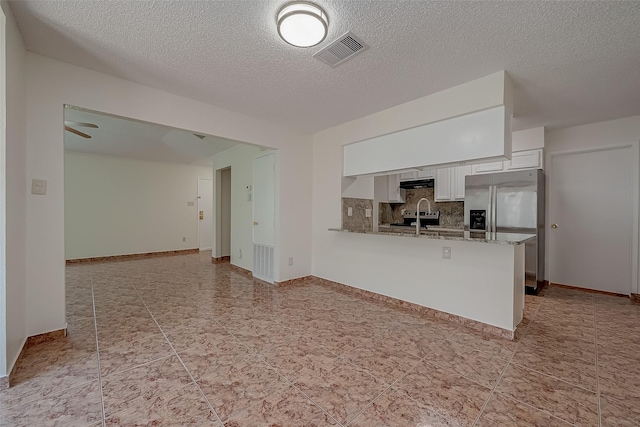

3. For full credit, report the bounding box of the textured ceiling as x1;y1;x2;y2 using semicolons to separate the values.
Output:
11;1;640;133
64;108;241;165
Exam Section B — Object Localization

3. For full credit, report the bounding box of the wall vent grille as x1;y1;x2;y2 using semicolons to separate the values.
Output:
313;31;369;67
253;244;274;283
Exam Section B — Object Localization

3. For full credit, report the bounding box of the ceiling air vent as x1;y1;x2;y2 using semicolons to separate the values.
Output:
313;31;369;67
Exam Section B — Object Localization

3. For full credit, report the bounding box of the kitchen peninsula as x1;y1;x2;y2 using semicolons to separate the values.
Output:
328;227;533;339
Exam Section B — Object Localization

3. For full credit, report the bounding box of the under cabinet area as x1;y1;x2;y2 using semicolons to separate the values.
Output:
434;165;472;201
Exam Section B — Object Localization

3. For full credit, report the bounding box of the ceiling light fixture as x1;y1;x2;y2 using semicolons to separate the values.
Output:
277;2;328;48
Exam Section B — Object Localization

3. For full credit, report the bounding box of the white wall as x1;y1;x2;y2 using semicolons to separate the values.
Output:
64;152;212;259
25;53;312;336
211;145;262;272
1;0;27;378
545;115;640;293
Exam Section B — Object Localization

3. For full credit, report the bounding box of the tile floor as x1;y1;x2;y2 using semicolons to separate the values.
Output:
1;251;639;426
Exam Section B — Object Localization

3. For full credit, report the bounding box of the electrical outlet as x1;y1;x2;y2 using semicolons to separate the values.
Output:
182;237;187;242
442;246;451;259
365;208;372;218
347;207;353;217
288;257;294;266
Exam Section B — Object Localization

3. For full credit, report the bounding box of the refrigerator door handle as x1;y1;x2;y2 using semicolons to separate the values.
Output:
491;184;497;233
487;185;493;233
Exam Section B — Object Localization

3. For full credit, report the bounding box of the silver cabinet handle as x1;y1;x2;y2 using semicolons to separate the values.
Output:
551;224;558;229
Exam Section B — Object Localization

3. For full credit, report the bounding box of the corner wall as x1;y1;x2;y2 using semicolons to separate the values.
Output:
64;152;212;259
25;53;312;337
1;0;27;378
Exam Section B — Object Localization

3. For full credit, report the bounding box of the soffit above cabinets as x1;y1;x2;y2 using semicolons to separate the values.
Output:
342;71;513;177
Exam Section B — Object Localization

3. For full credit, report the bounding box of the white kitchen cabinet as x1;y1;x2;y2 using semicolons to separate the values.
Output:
417;168;435;178
435;166;472;201
399;171;417;181
453;165;472;200
471;148;544;175
472;161;505;174
374;174;405;203
434;168;452;201
506;149;543;170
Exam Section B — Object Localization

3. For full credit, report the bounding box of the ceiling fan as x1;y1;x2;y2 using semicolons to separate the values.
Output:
64;120;98;139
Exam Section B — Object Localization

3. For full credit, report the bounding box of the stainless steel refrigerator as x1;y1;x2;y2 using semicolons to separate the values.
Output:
464;169;545;293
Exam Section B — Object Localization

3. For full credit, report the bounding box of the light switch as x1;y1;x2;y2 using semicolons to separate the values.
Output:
365;208;372;218
31;179;47;195
347;207;353;217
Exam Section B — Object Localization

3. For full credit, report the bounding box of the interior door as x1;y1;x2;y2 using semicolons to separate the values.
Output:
253;153;275;245
548;146;633;294
252;153;275;282
197;178;213;250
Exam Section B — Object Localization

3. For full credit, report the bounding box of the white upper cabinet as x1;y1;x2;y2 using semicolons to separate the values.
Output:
435;165;472;201
374;174;405;203
434;168;452;201
399;171;418;181
471;149;544;175
472;161;505;174
453;165;473;199
506;149;543;170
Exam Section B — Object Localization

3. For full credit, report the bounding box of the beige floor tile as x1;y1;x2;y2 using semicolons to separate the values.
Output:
223;386;339;426
495;364;598;426
600;394;640;427
348;387;457;427
394;360;491;426
476;393;573;426
293;360;388;425
105;383;220;426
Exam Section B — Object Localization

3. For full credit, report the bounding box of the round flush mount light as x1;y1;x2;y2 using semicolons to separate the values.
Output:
277;2;328;48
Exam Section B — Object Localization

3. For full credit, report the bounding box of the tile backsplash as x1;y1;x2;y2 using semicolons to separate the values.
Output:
342;198;374;230
379;188;464;229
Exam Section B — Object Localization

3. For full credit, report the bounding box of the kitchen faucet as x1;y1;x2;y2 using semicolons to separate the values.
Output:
416;198;431;235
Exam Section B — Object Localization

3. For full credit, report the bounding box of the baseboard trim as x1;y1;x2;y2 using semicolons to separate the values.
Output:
66;249;199;264
2;328;66;389
274;276;313;287
311;277;514;341
211;256;231;264
551;282;629;298
229;264;252;276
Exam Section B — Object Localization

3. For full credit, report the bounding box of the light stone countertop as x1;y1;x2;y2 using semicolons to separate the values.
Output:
329;226;535;245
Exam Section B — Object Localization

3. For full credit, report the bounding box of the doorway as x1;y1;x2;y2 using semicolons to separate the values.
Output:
548;143;638;294
214;167;231;259
197;177;213;251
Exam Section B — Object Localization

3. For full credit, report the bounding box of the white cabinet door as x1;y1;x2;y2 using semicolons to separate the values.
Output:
472;161;505;174
417;168;435;178
399;171;417;181
387;174;405;203
507;149;543;170
453;165;472;200
434;168;452;201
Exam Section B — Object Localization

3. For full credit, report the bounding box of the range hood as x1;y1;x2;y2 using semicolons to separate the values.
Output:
399;179;434;189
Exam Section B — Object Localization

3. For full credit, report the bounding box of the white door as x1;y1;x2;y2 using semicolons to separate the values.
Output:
252;153;275;282
548;146;635;294
197;178;213;251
